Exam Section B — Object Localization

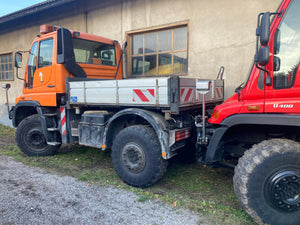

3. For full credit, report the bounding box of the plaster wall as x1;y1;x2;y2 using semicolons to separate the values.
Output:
0;0;282;107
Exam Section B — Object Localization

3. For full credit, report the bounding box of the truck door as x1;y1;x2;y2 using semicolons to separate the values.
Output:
264;0;300;113
27;38;54;91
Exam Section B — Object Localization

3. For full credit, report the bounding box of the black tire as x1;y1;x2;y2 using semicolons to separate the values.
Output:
233;139;300;225
15;114;60;156
111;125;168;187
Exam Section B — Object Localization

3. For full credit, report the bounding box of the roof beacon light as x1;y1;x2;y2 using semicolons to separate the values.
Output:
40;24;59;34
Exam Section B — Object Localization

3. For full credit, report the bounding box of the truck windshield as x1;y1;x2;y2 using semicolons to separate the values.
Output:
73;38;116;66
273;0;300;89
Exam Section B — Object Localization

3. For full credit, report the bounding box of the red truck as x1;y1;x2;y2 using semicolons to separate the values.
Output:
3;0;300;224
204;0;300;224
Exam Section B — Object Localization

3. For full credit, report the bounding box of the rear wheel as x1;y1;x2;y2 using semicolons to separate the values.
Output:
111;125;168;187
233;139;300;225
15;114;60;156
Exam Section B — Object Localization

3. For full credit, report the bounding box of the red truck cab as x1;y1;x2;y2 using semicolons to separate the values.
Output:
209;0;300;125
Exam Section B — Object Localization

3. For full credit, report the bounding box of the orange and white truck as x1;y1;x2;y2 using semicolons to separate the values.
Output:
6;24;223;188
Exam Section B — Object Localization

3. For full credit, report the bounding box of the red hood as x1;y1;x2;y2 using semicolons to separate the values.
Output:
208;93;243;124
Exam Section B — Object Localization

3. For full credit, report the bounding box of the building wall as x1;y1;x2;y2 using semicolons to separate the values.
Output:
0;0;282;107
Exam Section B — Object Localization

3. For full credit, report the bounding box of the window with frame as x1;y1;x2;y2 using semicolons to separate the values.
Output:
128;24;188;76
73;38;116;66
0;53;13;81
39;39;53;68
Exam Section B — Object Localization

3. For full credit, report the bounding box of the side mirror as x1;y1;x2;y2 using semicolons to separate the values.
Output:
260;12;270;45
56;27;86;77
255;46;269;66
274;56;280;72
14;52;22;68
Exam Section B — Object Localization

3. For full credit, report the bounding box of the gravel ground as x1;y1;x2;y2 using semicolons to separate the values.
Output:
0;155;205;225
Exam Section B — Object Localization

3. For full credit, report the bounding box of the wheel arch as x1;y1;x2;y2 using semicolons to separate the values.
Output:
205;113;300;163
103;108;170;159
12;101;41;127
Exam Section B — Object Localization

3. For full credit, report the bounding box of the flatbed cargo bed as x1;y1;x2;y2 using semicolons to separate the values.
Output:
67;76;224;114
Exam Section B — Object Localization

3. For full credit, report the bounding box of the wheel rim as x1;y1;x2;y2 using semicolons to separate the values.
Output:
265;169;300;213
121;143;146;174
25;128;47;151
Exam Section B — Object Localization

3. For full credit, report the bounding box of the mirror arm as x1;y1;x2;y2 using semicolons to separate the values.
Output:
271;9;284;18
15;67;27;87
16;67;25;81
255;63;272;86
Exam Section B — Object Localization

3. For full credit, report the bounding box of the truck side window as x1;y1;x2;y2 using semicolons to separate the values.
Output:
73;38;116;66
273;0;300;89
28;42;38;88
38;39;53;68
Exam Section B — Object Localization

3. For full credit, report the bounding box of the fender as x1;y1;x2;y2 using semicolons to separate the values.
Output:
205;113;300;163
103;108;171;159
12;101;41;127
12;100;53;143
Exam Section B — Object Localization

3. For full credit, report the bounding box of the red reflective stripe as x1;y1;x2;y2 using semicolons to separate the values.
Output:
133;89;149;102
61;117;66;127
148;89;155;97
184;88;193;102
216;88;221;98
180;88;185;96
216;87;223;98
60;107;66;136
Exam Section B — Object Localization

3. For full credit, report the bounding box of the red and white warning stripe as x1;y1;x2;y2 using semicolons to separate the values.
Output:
215;87;223;99
180;88;194;103
60;107;66;136
132;89;155;103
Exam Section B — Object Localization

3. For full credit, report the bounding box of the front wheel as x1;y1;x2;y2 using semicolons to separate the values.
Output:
111;125;168;187
233;139;300;225
15;114;60;156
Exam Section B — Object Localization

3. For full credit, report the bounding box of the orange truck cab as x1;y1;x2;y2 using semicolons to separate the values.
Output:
15;25;123;109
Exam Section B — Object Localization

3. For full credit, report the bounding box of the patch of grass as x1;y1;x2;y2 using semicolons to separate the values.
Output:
0;124;15;137
0;124;255;225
